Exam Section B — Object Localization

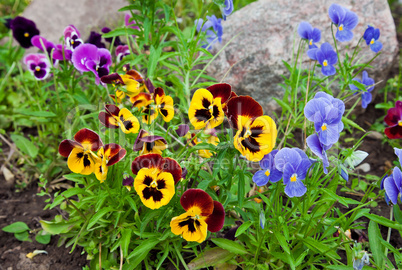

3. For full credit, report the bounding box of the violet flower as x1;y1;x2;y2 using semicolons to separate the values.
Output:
384;101;402;139
363;25;383;53
328;4;358;42
252;150;283;186
23;53;51;80
64;25;83;51
298;22;321;49
383;167;402;205
308;42;338;76
71;43;112;85
125;13;140;35
9;16;40;48
195;15;223;50
52;44;72;61
349;71;375;109
86;31;106;48
307;134;332;174
31;35;56;62
116;45;130;63
222;0;234;19
176;124;190;137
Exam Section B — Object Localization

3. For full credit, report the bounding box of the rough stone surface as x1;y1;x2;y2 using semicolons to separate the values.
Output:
207;0;398;111
22;0;128;44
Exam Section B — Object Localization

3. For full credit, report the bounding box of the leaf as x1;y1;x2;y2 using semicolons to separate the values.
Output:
299;236;340;260
35;231;51;244
273;97;294;117
147;46;162;78
368;220;384;267
211;238;249;255
342;117;365;132
40;220;80;234
364;213;402;230
14;231;30;242
237;170;245;208
87;207;114;230
10;134;38;158
235;221;253;238
126;238;158;265
15;109;57;117
120;228;131;257
49;187;84;209
2;221;30;233
102;27;139;38
394;205;402;225
274;233;290;254
188;247;234;269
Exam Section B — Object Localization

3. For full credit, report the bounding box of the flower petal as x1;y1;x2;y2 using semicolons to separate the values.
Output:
284;179;307;198
206;83;232;104
205;201;225;232
118;108;140;134
225;96;263;130
74;128;103;151
131;153;164;175
180;189;214;216
170;211;208;243
59;139;82;157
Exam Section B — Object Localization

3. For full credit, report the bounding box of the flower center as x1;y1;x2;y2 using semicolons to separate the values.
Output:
323;60;328;67
265;169;270;177
398;120;402;127
290;173;297;182
321;123;327;131
309;39;313;46
35;66;41;72
71;40;74;45
150;181;157;188
244;129;252;137
24;32;29;37
339;24;344;31
370;38;375;45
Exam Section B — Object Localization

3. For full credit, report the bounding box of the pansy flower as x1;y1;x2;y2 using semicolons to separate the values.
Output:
189;129;220;159
125;13;140;33
252;150;283;186
188;85;231;130
383;167;402;205
31;36;56;60
8;16;40;48
99;104;140;134
64;25;83;51
122;173;134;191
131;154;182;209
176;124;190;137
101;69;148;99
94;143;126;182
58;128;103;175
23;53;51;80
307;42;338;76
328;4;358;42
86;31;106;48
71;43;112;85
221;0;234;19
384;101;402;139
133;129;167;155
349;71;375;109
274;148;312;197
363;25;383;53
116;45;130;63
52;44;73;61
307;134;332;174
170;189;225;243
226;96;277;162
297;22;321;49
195;15;223;50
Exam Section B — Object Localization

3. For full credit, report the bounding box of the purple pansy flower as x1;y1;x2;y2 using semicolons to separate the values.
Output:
252;150;283;186
383;167;402;205
298;22;321;49
380;174;390;205
349;71;375;109
222;0;234;19
176;124;190;137
9;16;40;48
86;31;106;48
64;25;83;51
363;25;383;53
306;134;332;174
304;92;345;146
125;13;140;35
196;15;223;50
52;44;73;61
31;35;57;62
71;43;112;85
274;148;312;198
308;42;338;76
115;45;130;63
23;53;51;80
328;4;358;42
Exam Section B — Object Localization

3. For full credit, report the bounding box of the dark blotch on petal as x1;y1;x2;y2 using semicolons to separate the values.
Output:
202;98;211;108
142;187;163;202
241;137;260;153
178;217;198;233
194;109;212;123
143;175;153;186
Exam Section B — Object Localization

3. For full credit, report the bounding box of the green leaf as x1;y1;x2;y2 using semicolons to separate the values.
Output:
2;221;30;233
235;220;253;238
14;231;30;242
50;187;84;209
342;117;365;132
35;231;51;244
87;207;114;230
393;205;402;225
120;228;131;257
238;170;245;208
15;109;57;117
10;134;38;158
351;80;369;92
326;266;354;270
126;238;158;264
321;188;360;207
273;97;294;117
368;220;384;267
125;196;138;212
299;236;340;260
147;46;162;78
274;232;290;254
40;220;80;234
364;213;402;230
211;238;249;255
102;27;139;38
188;247;234;269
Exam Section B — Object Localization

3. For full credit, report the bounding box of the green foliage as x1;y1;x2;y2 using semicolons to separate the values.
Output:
2;221;50;244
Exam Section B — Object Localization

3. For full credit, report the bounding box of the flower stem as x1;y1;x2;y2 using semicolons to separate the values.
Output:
331;23;344;77
384;206;393;266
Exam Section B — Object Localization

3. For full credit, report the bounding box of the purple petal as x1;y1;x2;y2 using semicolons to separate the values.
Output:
307;48;318;60
284;179;307;198
361;92;372;109
311;28;321;43
343;10;358;31
269;169;283;183
384;176;399;204
370;41;383;53
253;170;270;186
176;124;190;137
328;4;345;25
394;148;402;165
321;64;336;76
336;29;354;42
275;148;301;172
298;22;313;40
71;43;98;72
283;163;296;185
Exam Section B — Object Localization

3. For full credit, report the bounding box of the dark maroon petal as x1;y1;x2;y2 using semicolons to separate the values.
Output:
122;174;134;186
205;201;225;232
140;135;167;144
58;139;81;157
107;147;126;166
176;124;189;137
99;112;119;128
385;126;402;139
133;129;148;151
101;73;124;85
224;225;239;240
131;153;164;175
74;128;103;151
126;69;144;83
154;87;165;99
162;157;182;184
181;167;188;179
145;79;155;93
384;101;402;126
180;189;214;216
105;104;120;117
207;83;232;104
225;96;263;129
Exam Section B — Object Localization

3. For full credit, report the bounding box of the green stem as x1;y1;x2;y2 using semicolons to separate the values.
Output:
351;52;381;80
384;206;393;266
331;23;344;77
173;242;189;270
349;37;363;65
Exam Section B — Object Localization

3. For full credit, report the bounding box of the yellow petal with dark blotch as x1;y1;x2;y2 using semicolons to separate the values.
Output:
121;74;140;97
94;160;108;183
157;95;175;122
67;148;96;175
170;212;208;243
140;140;167;155
205;99;224;129
118;108;140;134
134;168;175;209
141;103;158;124
189;89;214;130
251;115;277;153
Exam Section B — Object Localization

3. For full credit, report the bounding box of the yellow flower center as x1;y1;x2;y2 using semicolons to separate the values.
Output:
35;67;41;72
290;174;297;182
323;60;328;67
265;169;270;177
150;181;157;188
71;40;75;45
24;32;29;37
370;38;375;45
244;129;252;137
321;123;327;131
398;120;402;127
339;24;344;31
309;39;313;46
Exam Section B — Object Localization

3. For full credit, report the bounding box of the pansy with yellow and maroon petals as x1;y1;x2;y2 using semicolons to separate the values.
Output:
154;87;174;122
133;129;167;155
226;96;277;162
94;143;126;182
58;128;103;175
131;154;182;209
99;104;140;134
189;129;219;159
170;189;225;243
188;84;231;130
101;69;142;99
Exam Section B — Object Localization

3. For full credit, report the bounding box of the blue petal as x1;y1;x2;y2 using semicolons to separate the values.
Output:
284;179;307;197
283;163;296;185
370;41;383;53
336;29;354;42
363;26;374;44
274;148;302;172
340;168;349;181
304;97;330;121
311;28;321;43
270;169;283;183
307;48;318;60
294;148;310;161
384;176;399;204
393;167;402;190
373;28;380;40
321;64;336;76
342;10;358;31
298;22;313;40
320;42;335;55
326;50;338;66
319;123;340;146
326;107;343;124
394;147;402;165
307;134;324;160
328;4;345;25
253;170;270;186
295;159;313;180
361;92;372;109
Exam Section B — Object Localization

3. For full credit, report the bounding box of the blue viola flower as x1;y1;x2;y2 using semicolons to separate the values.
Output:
363;25;383;53
383;167;402;205
304;92;345;146
222;0;234;19
349;71;375;109
298;22;321;49
195;15;223;50
308;42;338;76
274;148;312;198
306;134;332;174
328;3;358;42
252;150;283;186
380;174;390;205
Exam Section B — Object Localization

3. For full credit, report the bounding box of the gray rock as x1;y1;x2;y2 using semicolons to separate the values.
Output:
356;162;371;173
207;0;398;111
22;0;128;44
